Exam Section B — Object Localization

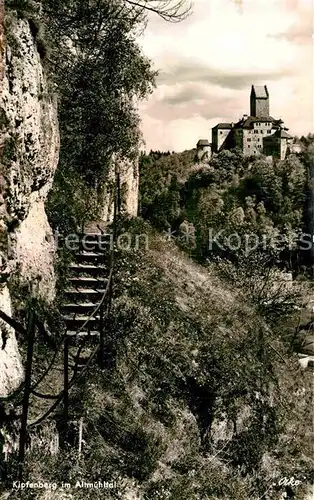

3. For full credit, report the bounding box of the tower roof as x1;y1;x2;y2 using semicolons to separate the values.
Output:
273;129;292;139
234;116;275;129
212;123;232;130
264;130;292;142
251;85;269;99
197;139;210;147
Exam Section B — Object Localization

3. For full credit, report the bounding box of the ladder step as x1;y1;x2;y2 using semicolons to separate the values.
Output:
63;316;100;328
69;277;108;288
75;252;109;263
61;231;111;332
63;314;99;320
80;232;112;238
67;331;100;337
76;252;105;257
65;290;105;295
62;303;100;314
69;266;107;277
64;290;106;302
69;264;107;271
79;233;112;243
65;288;106;293
69;276;107;282
65;288;106;295
64;302;98;306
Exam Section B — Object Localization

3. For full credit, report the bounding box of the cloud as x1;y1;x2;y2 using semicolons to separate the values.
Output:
141;83;240;121
269;0;313;44
271;22;313;44
157;60;292;89
138;0;313;151
140;114;212;152
163;86;208;106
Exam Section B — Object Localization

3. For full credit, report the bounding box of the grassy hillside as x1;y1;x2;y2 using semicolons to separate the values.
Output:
12;220;313;500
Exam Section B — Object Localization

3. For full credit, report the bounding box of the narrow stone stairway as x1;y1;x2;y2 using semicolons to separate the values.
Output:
61;233;111;341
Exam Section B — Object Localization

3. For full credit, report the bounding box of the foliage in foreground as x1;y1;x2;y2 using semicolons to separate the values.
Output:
7;222;313;500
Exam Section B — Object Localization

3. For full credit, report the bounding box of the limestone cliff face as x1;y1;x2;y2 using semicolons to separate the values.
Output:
101;155;139;223
0;285;22;396
120;157;139;218
0;12;60;396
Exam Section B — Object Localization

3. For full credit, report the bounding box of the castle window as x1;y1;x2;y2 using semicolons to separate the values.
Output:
247;138;251;142
267;130;272;134
254;130;258;134
260;130;264;134
248;145;250;148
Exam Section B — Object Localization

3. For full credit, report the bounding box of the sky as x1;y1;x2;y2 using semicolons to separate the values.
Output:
138;0;314;152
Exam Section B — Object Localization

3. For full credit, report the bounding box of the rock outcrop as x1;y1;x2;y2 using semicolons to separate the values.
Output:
0;11;60;396
0;284;22;395
101;154;139;224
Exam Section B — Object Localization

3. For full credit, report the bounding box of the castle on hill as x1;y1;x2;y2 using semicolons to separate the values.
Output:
197;85;297;161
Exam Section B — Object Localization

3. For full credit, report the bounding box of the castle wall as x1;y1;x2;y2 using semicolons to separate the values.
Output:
233;129;243;150
211;129;218;153
263;136;278;157
197;145;211;160
212;128;231;152
263;136;287;159
243;121;273;156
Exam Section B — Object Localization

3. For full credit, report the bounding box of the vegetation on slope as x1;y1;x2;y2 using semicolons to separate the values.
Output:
139;141;314;272
5;220;311;499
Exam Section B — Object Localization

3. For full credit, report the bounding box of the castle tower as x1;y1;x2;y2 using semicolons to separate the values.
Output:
196;139;211;160
250;85;269;118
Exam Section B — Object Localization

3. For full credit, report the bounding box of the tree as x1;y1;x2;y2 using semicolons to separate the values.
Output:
42;0;191;230
44;0;156;230
42;0;191;39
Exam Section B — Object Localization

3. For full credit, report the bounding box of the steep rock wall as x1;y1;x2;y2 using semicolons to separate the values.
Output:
101;155;139;224
0;11;60;396
120;157;139;217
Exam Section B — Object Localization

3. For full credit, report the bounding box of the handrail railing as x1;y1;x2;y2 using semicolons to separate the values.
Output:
0;190;118;474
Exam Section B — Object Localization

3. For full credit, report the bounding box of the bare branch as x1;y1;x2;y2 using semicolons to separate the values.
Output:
124;0;192;22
